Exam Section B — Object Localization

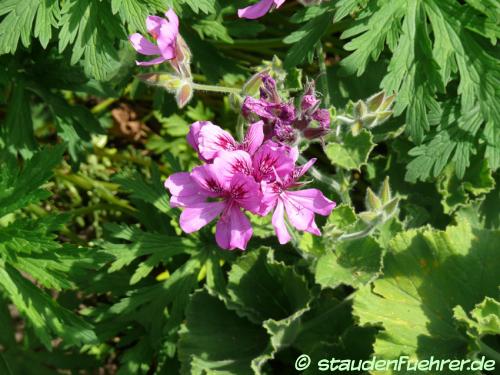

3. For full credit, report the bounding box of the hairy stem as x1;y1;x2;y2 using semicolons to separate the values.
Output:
316;43;330;107
192;83;241;95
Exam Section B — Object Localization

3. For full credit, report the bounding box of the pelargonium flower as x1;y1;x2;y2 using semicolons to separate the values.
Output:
187;120;264;162
129;9;180;66
242;75;296;141
238;0;286;19
262;159;336;244
165;121;335;250
295;81;331;140
165;164;262;250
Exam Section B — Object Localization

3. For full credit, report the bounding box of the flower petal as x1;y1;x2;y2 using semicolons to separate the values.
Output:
129;33;161;55
238;0;275;19
242;121;264;155
165;172;207;208
286;189;336;216
252;141;295;182
282;192;316;232
213;150;253;183
229;173;262;214
146;16;166;36
180;202;225;233
215;205;253;250
165;9;179;31
136;56;168;66
187;121;211;154
198;123;237;161
191;164;226;196
272;200;291;244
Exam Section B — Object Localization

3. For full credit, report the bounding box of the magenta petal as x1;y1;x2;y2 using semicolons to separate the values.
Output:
157;24;177;60
165;172;207;208
295;158;316;179
136;56;168;66
165;9;179;31
146;16;166;36
180;202;224;233
238;0;275;19
165;172;197;196
213;150;253;183
272;200;291;244
129;33;161;55
282;193;315;232
198;123;237;161
191;165;226;197
243;121;264;155
286;189;336;216
187;121;211;154
229;173;262;214
215;206;253;250
252;141;295;182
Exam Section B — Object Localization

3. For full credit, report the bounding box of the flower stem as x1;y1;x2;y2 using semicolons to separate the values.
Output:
192;82;241;95
298;155;342;194
337;221;378;242
336;115;355;124
478;339;500;363
316;43;330;107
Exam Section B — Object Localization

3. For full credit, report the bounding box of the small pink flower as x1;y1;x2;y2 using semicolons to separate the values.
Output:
165;165;262;250
262;159;336;244
238;0;286;19
129;9;179;66
187;121;264;162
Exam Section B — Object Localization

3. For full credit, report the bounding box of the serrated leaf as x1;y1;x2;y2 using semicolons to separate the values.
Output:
454;297;500;338
284;11;333;68
0;145;64;217
178;290;270;375
315;236;384;289
0;264;97;349
353;219;500;366
325;129;375;170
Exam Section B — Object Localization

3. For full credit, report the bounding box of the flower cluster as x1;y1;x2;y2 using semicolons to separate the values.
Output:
242;75;331;145
165;121;335;250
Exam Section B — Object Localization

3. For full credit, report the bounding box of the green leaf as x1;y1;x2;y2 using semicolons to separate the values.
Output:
0;0;59;53
0;145;64;217
4;82;35;156
177;0;217;14
178;290;270;375
353;219;500;364
325;129;375;170
225;248;311;350
315;236;384;289
0;263;97;349
58;0;122;80
438;159;495;214
454;297;500;338
284;10;333;68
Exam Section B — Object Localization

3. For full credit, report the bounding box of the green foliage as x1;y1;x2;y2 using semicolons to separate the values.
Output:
325;129;375;170
0;1;499;373
353;219;500;365
336;0;500;178
0;146;100;349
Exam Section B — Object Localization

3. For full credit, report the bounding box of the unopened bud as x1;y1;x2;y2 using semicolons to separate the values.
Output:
366;188;382;211
380;177;391;204
176;82;193;108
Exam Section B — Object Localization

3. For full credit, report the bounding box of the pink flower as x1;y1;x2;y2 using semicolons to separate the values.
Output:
187;121;264;162
238;0;286;19
165;164;262;250
129;9;179;66
262;159;336;244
